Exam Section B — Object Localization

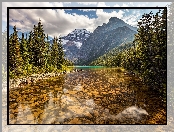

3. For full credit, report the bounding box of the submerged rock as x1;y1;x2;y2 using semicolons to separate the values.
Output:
115;106;148;123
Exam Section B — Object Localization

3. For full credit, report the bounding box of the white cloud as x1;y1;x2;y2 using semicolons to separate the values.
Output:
95;9;125;27
8;7;139;38
3;2;170;38
2;2;63;22
8;8;97;37
122;10;141;27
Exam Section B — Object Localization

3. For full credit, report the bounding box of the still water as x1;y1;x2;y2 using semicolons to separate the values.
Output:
9;66;166;124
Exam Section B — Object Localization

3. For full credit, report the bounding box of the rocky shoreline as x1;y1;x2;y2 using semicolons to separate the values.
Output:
8;69;83;90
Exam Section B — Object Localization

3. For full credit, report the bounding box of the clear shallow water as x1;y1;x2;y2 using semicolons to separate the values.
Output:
8;67;166;124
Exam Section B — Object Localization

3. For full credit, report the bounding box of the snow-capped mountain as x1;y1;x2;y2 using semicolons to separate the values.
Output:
62;29;91;42
49;17;137;65
61;29;91;63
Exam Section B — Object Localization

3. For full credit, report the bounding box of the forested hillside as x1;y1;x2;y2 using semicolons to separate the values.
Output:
90;41;133;66
91;9;167;97
78;17;137;65
8;20;73;79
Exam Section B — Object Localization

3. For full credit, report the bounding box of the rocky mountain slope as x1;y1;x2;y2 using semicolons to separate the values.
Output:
53;17;137;64
78;17;137;65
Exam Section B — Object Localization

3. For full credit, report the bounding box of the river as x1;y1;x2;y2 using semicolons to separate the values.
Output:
8;66;166;124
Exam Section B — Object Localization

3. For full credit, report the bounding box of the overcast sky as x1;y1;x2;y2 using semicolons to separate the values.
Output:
2;2;171;38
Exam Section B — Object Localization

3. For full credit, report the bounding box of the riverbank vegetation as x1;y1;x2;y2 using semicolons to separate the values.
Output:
9;19;73;79
91;9;167;99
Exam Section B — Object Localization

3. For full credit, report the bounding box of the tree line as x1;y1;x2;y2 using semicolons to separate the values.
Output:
9;19;73;79
91;9;167;97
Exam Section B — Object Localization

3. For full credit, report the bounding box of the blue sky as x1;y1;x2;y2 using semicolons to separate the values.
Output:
2;2;171;38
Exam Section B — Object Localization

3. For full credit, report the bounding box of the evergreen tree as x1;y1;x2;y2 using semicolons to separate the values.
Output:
51;36;59;69
57;36;65;68
32;19;47;69
32;24;39;66
28;31;35;65
20;33;31;75
45;34;51;72
9;26;23;78
8;19;73;77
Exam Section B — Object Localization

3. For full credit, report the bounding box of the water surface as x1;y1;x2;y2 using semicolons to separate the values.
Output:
9;66;166;124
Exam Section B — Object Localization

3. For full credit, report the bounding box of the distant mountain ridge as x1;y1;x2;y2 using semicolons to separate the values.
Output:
93;17;137;35
49;17;137;64
78;17;137;65
62;29;91;42
51;29;91;63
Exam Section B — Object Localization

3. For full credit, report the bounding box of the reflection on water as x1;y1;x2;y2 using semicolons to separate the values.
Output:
9;67;166;124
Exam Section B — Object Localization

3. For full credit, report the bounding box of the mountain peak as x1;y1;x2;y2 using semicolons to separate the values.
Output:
109;17;122;22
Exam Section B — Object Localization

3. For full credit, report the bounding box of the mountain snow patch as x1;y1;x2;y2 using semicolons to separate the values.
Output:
74;41;82;49
62;39;69;45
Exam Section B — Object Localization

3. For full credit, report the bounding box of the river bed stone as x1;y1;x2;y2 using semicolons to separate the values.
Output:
7;67;166;124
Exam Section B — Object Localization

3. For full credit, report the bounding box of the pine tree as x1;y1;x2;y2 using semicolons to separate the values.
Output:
28;31;35;66
51;36;59;69
37;19;47;67
9;26;23;78
20;33;30;75
57;36;65;68
32;24;39;66
45;34;51;72
32;19;47;69
132;9;167;91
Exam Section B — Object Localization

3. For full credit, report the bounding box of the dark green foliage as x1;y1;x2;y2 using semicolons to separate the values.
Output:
79;25;137;65
20;33;31;75
9;20;73;79
57;37;65;67
9;26;23;78
91;9;167;98
91;42;133;66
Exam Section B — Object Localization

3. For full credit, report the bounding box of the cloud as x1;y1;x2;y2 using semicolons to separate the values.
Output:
95;9;125;26
8;9;97;37
8;7;143;38
2;2;63;22
8;8;127;38
4;2;171;38
122;10;141;27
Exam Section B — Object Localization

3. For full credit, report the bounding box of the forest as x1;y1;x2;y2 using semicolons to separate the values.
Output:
91;9;167;98
2;4;173;125
6;8;168;102
8;20;73;79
